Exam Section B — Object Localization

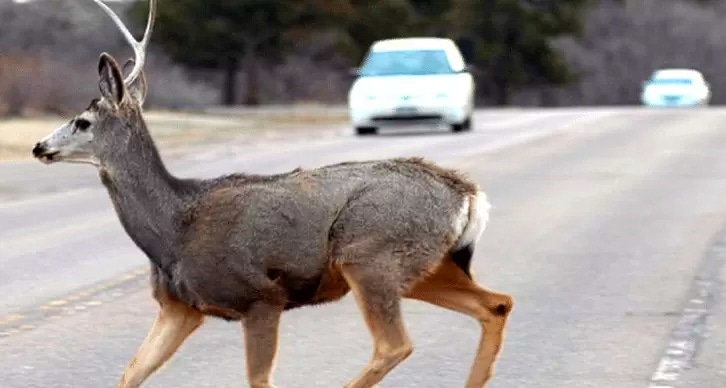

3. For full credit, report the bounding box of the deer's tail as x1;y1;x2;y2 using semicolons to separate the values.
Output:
450;190;491;278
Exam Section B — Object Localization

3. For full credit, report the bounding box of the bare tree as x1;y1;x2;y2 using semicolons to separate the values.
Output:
526;0;726;106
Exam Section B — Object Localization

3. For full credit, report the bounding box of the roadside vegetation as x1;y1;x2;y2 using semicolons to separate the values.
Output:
1;0;722;117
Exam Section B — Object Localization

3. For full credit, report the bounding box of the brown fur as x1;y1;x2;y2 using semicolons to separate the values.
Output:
377;156;480;197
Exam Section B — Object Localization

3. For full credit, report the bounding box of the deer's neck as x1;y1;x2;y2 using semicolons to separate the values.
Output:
99;131;197;271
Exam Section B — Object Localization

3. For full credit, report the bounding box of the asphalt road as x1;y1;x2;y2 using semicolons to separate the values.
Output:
1;107;726;388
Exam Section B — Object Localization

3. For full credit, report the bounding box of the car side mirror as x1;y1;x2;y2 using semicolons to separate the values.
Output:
460;64;476;74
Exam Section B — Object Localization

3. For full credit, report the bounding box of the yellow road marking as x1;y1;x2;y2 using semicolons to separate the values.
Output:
0;314;24;325
0;266;150;338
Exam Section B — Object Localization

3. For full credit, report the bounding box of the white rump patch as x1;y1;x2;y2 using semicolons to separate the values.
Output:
452;190;491;249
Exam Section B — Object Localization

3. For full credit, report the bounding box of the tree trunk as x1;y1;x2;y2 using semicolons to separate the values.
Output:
539;86;556;107
221;57;239;106
242;47;261;106
493;79;510;106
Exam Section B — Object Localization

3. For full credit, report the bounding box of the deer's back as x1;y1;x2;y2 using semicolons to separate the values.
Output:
173;157;479;314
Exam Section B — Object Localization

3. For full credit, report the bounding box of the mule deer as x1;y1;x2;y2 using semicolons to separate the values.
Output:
30;1;514;387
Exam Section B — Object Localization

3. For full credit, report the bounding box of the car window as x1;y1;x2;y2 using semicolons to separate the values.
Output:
649;78;694;85
358;49;455;77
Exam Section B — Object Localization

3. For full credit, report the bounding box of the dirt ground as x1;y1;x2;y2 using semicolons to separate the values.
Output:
0;108;349;162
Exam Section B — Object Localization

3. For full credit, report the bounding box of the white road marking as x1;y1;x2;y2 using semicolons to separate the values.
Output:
647;229;726;387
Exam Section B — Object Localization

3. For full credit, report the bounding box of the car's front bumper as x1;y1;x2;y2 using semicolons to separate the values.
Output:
641;94;709;107
349;100;471;127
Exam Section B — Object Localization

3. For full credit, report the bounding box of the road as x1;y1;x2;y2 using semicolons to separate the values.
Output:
1;107;725;388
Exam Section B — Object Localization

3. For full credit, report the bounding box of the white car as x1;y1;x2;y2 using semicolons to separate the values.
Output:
347;37;475;135
640;68;711;107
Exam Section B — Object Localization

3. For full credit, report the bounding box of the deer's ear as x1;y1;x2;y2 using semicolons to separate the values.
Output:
98;52;125;105
122;58;148;106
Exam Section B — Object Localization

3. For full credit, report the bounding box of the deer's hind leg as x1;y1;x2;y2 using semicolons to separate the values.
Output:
339;262;414;388
405;257;514;388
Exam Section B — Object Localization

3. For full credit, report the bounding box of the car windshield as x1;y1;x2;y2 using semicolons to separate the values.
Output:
358;49;455;77
649;78;694;85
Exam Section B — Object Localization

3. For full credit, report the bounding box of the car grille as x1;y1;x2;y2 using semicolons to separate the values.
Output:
663;95;682;103
371;114;443;121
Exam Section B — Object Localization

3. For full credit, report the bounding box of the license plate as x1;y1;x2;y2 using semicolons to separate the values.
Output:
395;106;418;114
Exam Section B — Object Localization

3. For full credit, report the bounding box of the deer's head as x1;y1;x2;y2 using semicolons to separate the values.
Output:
32;0;156;167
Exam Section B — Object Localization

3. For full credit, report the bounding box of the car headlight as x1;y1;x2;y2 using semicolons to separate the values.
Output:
349;93;375;105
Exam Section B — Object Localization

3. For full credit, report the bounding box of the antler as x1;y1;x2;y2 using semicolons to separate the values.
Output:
92;0;157;85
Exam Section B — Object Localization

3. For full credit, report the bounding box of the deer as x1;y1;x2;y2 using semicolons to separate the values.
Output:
30;1;514;387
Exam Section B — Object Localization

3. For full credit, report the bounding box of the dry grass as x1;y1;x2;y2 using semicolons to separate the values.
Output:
0;108;349;162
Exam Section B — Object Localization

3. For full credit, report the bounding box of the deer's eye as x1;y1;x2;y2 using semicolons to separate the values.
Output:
75;119;91;131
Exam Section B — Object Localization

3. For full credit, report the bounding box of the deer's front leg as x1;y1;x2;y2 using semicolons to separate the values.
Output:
118;299;204;388
242;301;284;388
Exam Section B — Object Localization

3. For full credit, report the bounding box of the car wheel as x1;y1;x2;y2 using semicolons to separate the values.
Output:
355;126;378;136
450;116;473;133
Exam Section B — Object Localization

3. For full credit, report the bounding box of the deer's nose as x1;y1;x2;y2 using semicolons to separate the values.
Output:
32;142;46;157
